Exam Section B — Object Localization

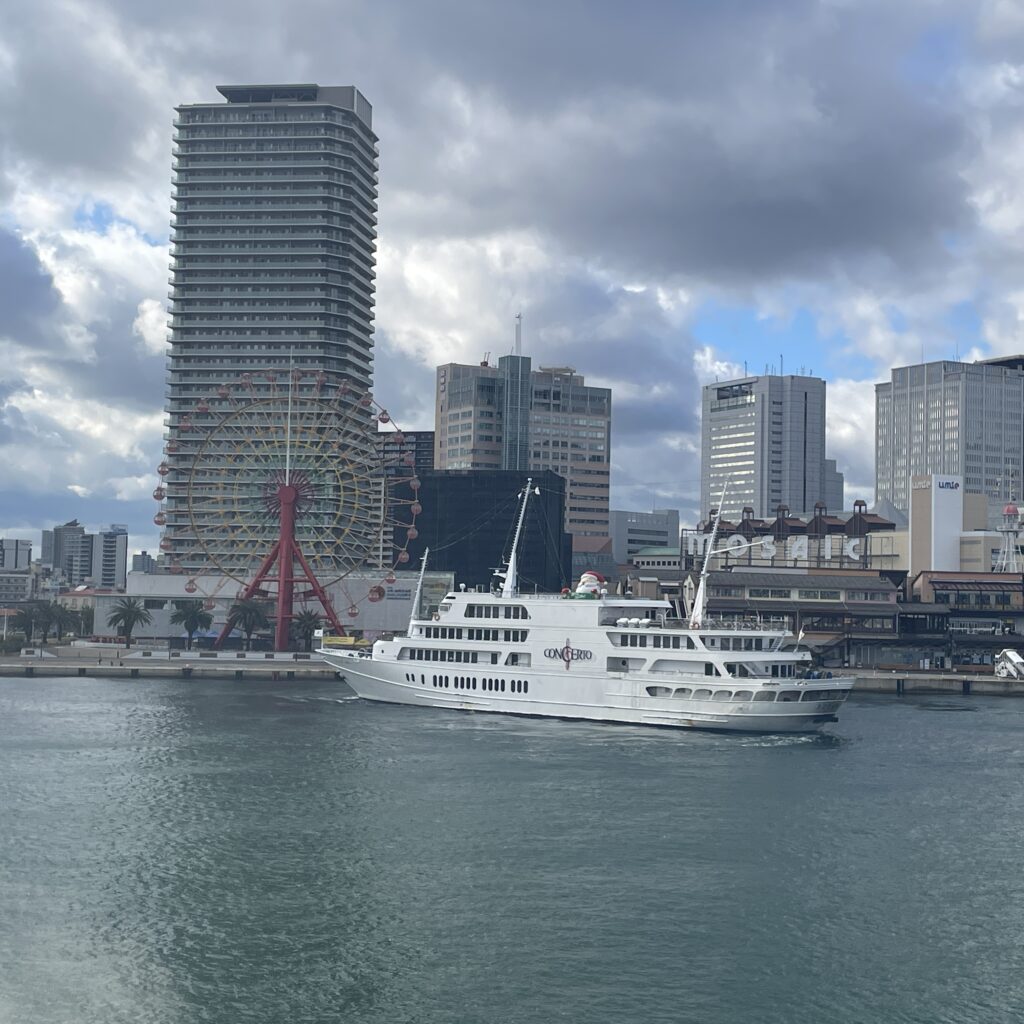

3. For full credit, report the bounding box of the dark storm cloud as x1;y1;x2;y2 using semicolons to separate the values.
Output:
0;0;996;538
372;331;437;431
0;229;62;345
1;0;975;283
523;280;700;440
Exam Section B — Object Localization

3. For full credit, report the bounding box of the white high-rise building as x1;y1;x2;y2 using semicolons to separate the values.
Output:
164;83;379;571
875;357;1024;514
700;375;844;520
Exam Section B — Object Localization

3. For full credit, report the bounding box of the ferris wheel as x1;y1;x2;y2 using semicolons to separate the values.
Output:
154;370;423;649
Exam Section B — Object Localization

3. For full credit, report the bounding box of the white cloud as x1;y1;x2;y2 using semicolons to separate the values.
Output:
693;345;743;385
826;378;877;505
109;474;158;501
132;298;167;355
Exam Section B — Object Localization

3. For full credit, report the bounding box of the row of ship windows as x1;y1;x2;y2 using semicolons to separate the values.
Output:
615;633;695;649
464;604;529;619
424;626;528;641
645;686;847;702
408;648;481;664
404;673;529;694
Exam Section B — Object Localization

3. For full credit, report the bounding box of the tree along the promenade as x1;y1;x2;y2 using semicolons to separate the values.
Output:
291;608;322;652
51;603;77;641
106;598;153;648
34;602;56;644
14;603;41;642
169;599;214;651
226;598;271;651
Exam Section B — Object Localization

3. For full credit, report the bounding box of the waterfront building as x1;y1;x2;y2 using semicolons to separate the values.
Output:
609;508;680;565
397;469;572;592
0;539;31;570
0;572;31;604
164;83;379;570
41;520;84;578
875;357;1024;514
90;569;453;646
40;525;129;589
131;551;157;574
683;501;902;572
700;374;844;520
89;526;129;590
376;429;434;477
434;354;611;539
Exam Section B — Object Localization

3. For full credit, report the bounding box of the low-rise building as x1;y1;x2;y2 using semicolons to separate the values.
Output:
0;571;31;604
92;570;454;647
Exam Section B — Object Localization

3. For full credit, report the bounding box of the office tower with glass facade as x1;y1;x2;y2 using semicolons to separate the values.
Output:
434;360;612;538
165;83;378;568
876;358;1024;514
700;374;844;520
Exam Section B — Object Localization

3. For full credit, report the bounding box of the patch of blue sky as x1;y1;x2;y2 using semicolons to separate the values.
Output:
945;300;985;356
73;200;166;246
899;21;966;91
690;302;851;380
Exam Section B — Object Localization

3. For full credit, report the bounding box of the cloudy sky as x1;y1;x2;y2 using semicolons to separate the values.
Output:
1;0;1023;554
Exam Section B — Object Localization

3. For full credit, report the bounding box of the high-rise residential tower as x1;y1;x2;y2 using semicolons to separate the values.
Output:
434;356;612;538
700;374;844;520
876;357;1024;513
165;83;378;568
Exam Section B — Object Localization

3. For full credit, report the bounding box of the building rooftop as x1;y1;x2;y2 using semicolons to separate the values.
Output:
711;570;897;591
175;84;375;128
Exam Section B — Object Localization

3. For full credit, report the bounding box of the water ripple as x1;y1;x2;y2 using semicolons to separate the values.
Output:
3;681;1024;1023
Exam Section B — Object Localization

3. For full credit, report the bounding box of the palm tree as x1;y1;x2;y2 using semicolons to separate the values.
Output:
14;604;38;642
106;597;153;648
170;599;213;651
51;603;77;642
291;608;322;652
34;602;56;645
227;598;271;651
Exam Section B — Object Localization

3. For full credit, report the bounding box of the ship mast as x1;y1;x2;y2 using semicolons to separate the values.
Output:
689;482;728;629
408;546;430;636
501;479;539;599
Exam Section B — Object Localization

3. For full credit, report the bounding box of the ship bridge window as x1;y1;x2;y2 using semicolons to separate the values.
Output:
733;690;754;701
753;690;776;702
778;690;801;702
646;685;674;697
693;688;713;699
652;634;691;649
801;690;833;701
725;663;753;678
673;687;692;698
466;603;530;620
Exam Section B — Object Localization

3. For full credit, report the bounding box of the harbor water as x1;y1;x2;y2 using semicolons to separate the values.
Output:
3;677;1024;1023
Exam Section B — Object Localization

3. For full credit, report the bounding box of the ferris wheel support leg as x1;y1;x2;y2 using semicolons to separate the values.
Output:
213;540;281;649
292;543;346;637
275;485;299;652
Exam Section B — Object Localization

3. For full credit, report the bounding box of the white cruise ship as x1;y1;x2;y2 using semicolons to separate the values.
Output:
321;483;854;733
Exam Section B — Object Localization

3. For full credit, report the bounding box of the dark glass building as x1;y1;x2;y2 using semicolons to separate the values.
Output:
399;470;572;592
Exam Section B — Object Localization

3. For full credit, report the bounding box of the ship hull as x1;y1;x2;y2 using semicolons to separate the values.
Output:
324;652;847;734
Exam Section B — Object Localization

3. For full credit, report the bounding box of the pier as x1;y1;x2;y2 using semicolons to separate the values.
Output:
0;646;340;681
